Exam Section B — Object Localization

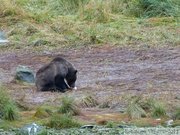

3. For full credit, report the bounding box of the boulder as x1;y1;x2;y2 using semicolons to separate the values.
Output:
14;65;35;83
18;123;46;135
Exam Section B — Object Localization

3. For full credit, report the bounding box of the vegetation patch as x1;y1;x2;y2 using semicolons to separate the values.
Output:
58;95;81;115
173;106;180;120
125;95;169;119
125;95;147;119
45;113;82;129
0;86;19;121
151;102;167;118
34;105;52;118
80;94;99;107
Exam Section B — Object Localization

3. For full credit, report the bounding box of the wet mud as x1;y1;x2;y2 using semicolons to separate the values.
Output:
0;46;180;106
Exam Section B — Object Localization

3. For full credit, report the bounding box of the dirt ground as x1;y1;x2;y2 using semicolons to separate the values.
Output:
0;45;180;123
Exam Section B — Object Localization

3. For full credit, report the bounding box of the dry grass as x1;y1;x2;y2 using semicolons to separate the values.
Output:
80;94;99;107
0;0;179;54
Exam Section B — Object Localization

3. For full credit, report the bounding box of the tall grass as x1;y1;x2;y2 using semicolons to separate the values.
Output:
1;0;179;22
125;95;146;119
1;0;179;50
173;106;180;120
0;86;19;121
125;95;168;119
151;102;167;118
53;0;89;15
126;0;180;17
58;95;81;115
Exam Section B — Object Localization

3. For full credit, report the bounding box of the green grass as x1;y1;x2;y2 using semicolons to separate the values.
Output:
125;95;147;119
173;106;180;120
80;94;99;107
34;105;53;118
125;95;169;119
45;113;82;129
58;95;81;115
0;0;179;53
0;86;19;121
151;102;167;118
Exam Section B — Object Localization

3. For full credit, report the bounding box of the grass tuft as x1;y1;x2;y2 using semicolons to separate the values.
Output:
126;102;146;119
58;95;81;115
173;106;180;120
80;94;99;107
46;113;82;129
34;106;52;118
125;95;146;119
151;102;167;118
0;86;19;121
125;95;168;119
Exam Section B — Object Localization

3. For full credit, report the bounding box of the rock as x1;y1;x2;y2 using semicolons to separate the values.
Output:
118;124;129;128
119;109;125;113
14;65;35;83
167;119;173;126
81;125;95;129
175;95;180;100
18;123;46;135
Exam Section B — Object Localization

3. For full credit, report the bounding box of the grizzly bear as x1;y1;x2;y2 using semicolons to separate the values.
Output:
36;57;77;92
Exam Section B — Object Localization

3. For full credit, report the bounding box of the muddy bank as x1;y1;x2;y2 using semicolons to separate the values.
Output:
0;47;180;105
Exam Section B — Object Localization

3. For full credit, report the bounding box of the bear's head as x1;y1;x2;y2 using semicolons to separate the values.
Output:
66;69;77;89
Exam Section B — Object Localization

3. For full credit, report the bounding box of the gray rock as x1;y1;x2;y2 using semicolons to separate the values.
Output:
14;65;35;83
81;125;95;129
167;119;173;126
119;108;125;113
175;95;180;100
18;123;45;135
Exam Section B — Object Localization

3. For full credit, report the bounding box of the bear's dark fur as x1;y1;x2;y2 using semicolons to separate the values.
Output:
36;57;77;92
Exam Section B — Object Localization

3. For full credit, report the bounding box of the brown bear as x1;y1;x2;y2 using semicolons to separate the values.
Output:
35;57;77;92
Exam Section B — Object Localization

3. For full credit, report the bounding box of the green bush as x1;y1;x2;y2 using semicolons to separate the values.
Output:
0;86;19;121
46;113;82;129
